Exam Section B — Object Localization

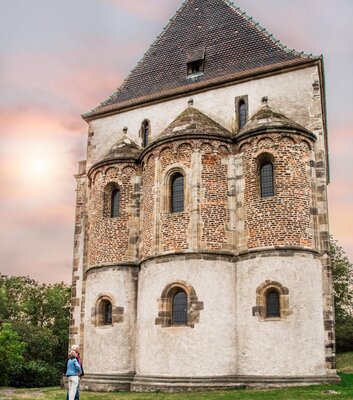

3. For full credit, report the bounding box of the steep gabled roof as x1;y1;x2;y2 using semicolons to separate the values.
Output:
84;0;318;120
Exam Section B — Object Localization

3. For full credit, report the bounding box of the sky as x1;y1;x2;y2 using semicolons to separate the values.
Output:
0;0;352;284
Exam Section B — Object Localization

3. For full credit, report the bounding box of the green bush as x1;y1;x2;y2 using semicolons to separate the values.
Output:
9;360;62;388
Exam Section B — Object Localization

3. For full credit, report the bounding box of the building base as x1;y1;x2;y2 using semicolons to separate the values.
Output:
81;373;340;392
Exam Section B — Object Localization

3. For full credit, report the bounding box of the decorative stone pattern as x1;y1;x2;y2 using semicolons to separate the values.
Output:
240;133;314;250
69;161;87;347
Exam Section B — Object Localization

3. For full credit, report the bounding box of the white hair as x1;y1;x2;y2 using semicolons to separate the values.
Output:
71;344;80;351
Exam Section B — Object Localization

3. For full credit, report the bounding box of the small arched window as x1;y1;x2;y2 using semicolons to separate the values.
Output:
171;173;184;213
239;100;247;129
172;291;187;325
141;120;150;148
111;189;120;217
266;291;280;318
260;162;274;198
104;301;113;325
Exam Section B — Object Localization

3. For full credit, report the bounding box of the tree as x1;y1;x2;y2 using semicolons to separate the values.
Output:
330;238;353;352
0;275;71;387
0;323;25;386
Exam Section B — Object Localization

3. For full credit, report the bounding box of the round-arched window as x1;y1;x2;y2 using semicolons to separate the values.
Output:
172;291;187;325
111;188;120;217
266;290;280;318
171;173;184;213
260;162;274;198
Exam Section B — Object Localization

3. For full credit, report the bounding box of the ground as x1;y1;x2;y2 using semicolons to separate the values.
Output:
1;353;352;400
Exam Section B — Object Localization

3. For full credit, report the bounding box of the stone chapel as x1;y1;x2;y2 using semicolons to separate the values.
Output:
70;0;338;392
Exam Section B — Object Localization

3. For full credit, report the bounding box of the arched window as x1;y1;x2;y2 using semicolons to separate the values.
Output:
111;189;120;217
253;280;292;320
141;120;150;148
171;173;184;213
172;291;188;325
239;100;247;129
104;301;113;325
266;290;280;318
260;162;274;198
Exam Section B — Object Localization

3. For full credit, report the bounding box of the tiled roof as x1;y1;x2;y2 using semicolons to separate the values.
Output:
237;103;315;139
100;134;141;163
85;0;318;119
156;105;232;140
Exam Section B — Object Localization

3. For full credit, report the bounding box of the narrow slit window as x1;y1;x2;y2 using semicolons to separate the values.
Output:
239;100;247;129
104;301;112;325
142;120;150;148
172;291;187;325
111;189;120;217
266;291;280;318
171;173;184;213
260;162;274;198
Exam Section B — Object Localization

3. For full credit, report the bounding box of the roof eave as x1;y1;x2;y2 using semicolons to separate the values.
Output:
82;58;321;122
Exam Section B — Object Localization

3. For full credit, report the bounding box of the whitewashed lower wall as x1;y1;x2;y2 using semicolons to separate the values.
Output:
135;259;237;376
83;268;137;374
236;255;326;376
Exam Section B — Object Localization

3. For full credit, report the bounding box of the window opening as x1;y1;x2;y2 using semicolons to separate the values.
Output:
266;291;280;318
172;291;187;325
111;189;120;217
260;162;274;198
239;100;247;129
142;120;150;148
104;301;112;325
187;60;204;76
171;173;184;213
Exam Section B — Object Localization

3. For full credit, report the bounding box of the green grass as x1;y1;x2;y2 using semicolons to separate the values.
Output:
1;353;352;400
337;352;353;373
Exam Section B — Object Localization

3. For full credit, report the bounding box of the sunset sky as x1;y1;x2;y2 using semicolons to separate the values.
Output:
0;0;352;283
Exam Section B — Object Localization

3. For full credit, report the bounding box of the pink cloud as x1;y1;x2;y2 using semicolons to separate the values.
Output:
103;0;181;21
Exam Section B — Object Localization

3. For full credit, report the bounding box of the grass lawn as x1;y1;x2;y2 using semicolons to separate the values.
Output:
1;353;352;400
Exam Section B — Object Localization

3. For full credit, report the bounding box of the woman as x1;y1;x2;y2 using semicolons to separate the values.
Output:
65;350;82;400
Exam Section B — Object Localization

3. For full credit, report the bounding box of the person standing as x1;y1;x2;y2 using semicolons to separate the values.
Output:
65;350;82;400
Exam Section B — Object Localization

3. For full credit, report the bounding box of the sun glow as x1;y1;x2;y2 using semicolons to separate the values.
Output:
27;157;55;179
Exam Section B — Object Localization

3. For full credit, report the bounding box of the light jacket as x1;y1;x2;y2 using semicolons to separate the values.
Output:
66;358;82;377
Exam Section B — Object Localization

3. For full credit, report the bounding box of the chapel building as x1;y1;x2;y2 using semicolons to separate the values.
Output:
70;0;338;391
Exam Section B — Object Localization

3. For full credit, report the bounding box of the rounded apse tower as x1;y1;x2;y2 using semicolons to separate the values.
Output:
81;135;141;391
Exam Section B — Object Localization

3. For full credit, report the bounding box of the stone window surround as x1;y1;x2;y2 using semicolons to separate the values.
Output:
252;280;292;320
103;182;121;218
91;293;124;327
161;165;190;214
155;280;204;328
256;152;276;199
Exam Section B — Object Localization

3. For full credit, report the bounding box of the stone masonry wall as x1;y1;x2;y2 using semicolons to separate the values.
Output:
240;133;315;250
87;163;140;267
141;139;233;258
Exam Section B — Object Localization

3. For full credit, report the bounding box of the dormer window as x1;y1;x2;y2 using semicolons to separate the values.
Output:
186;47;205;77
187;59;204;76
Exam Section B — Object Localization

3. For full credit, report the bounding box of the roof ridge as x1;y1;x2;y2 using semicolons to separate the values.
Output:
92;0;190;113
222;0;316;59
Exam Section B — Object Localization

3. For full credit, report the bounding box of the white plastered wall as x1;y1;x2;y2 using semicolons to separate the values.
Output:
83;269;137;374
236;255;326;377
87;66;321;168
136;259;237;377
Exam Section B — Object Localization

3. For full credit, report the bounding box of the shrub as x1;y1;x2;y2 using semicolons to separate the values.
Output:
9;360;62;388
